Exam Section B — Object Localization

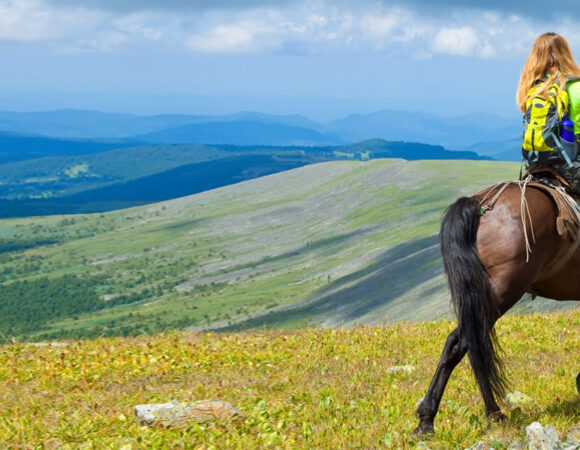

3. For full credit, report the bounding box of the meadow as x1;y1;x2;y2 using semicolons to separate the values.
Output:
1;310;578;448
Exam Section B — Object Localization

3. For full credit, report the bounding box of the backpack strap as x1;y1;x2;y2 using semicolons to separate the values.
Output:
550;130;574;168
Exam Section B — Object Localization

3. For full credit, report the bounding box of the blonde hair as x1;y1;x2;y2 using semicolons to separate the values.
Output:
516;32;580;113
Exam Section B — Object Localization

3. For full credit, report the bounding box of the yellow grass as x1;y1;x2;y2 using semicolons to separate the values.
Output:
1;310;578;449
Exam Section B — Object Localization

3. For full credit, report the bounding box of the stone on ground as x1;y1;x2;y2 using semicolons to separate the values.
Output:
504;391;533;407
134;400;243;428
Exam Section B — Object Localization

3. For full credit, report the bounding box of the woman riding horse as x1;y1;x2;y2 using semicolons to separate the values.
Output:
518;33;580;192
414;33;580;436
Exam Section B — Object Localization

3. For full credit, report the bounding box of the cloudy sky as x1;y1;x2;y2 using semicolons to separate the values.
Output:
1;0;580;119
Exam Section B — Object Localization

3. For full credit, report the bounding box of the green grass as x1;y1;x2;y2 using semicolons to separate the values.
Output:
1;310;578;448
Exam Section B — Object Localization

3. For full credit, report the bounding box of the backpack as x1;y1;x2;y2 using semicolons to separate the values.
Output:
522;78;576;167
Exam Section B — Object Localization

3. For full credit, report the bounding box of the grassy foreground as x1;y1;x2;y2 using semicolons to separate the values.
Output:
1;310;578;448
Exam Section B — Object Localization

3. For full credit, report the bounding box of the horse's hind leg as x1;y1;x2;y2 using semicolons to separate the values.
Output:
413;322;508;435
576;372;580;394
414;327;467;435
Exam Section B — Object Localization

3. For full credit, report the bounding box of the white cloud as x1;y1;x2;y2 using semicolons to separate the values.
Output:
361;14;398;38
0;0;104;42
432;26;478;56
114;13;164;41
186;21;276;53
183;8;287;54
0;0;577;60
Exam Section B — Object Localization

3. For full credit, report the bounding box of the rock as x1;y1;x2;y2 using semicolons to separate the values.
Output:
505;391;533;407
134;400;243;428
465;424;580;450
387;365;415;374
27;342;69;347
526;422;561;450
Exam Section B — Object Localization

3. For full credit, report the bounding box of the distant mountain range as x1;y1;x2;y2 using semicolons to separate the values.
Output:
132;120;339;146
0;108;522;160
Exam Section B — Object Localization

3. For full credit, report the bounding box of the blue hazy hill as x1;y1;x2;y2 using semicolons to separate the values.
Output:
0;109;204;139
131;120;341;146
0;108;520;156
0;132;134;163
0;110;324;140
328;110;520;151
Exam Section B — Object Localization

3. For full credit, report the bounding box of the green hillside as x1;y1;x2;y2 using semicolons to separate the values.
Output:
1;311;579;448
0;159;568;342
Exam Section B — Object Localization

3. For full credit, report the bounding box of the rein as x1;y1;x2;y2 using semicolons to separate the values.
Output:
518;176;536;262
479;182;510;215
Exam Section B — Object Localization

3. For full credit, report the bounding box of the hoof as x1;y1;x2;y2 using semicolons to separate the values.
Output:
412;421;434;436
488;411;507;423
576;372;580;394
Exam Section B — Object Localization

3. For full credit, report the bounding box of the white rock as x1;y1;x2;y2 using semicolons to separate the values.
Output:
134;403;176;425
134;400;243;428
504;391;533;407
526;422;561;450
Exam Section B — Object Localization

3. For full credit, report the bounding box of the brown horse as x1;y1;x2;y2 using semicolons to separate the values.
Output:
414;177;580;436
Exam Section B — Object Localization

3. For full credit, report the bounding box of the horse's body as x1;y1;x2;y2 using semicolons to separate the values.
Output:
414;182;580;435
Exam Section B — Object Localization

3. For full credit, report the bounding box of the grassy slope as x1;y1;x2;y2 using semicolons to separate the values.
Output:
0;159;572;341
1;311;578;448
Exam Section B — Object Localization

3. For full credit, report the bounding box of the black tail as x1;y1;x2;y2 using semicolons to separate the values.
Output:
440;196;507;404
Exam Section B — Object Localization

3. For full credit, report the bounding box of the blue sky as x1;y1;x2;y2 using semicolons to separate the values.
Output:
1;0;580;120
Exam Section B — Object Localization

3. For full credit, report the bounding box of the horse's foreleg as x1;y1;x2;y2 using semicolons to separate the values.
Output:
413;328;466;435
576;372;580;394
